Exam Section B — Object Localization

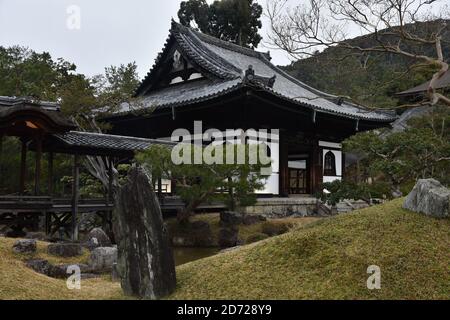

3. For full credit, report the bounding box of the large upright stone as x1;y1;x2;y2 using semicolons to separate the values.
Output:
403;179;450;218
113;166;176;299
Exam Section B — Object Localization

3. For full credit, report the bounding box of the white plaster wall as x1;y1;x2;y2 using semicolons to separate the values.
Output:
323;176;342;183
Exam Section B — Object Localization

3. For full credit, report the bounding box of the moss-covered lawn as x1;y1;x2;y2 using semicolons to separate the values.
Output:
1;199;448;299
0;237;124;300
170;199;450;300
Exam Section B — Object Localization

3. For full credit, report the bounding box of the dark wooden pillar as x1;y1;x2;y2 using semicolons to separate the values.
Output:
71;154;80;241
342;152;346;181
0;135;3;191
107;157;113;204
157;178;163;199
171;178;177;195
48;152;54;196
310;141;323;194
278;132;288;197
34;137;42;196
19;139;28;195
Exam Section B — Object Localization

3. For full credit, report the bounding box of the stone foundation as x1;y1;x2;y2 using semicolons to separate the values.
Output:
243;197;319;218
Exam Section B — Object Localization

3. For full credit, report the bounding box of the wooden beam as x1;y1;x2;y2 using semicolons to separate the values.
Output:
0;135;3;191
47;152;54;196
71;154;80;241
157;177;162;199
107;157;113;204
34;137;42;196
19;139;27;195
278;132;288;197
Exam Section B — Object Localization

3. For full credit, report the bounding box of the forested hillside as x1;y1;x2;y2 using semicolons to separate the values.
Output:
281;20;450;109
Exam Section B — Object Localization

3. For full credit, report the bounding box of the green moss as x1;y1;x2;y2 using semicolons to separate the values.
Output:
170;199;450;300
0;238;124;300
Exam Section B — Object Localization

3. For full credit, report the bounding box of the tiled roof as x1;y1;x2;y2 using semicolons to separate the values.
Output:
53;131;175;153
128;21;397;123
0;96;74;130
397;70;450;96
0;96;60;111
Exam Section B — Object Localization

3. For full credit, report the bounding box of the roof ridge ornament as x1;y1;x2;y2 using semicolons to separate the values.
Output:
244;65;276;89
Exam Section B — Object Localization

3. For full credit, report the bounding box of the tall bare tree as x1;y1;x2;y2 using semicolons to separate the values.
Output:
266;0;450;107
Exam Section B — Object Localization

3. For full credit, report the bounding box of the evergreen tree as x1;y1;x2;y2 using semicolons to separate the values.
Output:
178;0;263;48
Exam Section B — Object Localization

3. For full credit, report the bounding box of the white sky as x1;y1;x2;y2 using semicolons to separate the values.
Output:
0;0;294;79
0;0;446;79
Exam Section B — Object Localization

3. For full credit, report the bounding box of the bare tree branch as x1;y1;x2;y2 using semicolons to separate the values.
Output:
266;0;450;108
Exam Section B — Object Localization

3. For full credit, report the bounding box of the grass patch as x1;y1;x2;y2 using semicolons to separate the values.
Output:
170;199;450;300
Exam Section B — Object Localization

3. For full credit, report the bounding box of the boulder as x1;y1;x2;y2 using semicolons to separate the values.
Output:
220;211;243;226
403;179;450;218
218;227;239;248
47;243;83;257
88;247;118;272
12;239;37;254
84;228;112;250
242;214;266;225
26;259;52;276
113;166;176;299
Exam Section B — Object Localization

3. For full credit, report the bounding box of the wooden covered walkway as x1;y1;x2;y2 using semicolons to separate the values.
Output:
0;97;181;239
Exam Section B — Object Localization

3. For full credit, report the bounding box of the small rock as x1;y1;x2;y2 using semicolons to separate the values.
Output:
403;179;450;218
220;211;244;226
88;247;118;272
26;259;51;276
111;263;120;282
220;246;241;253
218;227;239;248
25;232;47;241
81;273;100;280
242;214;266;225
13;239;37;254
47;243;83;257
85;228;112;250
6;227;26;238
49;264;92;278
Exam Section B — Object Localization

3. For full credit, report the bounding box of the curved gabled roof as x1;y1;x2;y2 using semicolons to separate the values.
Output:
130;21;397;123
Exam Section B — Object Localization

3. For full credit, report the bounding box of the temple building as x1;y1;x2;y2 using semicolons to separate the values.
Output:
104;21;396;197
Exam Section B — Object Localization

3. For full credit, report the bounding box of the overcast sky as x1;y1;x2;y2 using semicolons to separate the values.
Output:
0;0;294;79
0;0;446;79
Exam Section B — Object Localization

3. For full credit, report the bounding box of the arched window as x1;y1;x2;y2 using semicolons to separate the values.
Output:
323;151;336;176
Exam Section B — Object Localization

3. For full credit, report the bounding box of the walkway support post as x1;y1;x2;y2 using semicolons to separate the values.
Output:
0;135;3;191
48;152;54;196
71;154;80;241
34;136;42;196
19;139;27;195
